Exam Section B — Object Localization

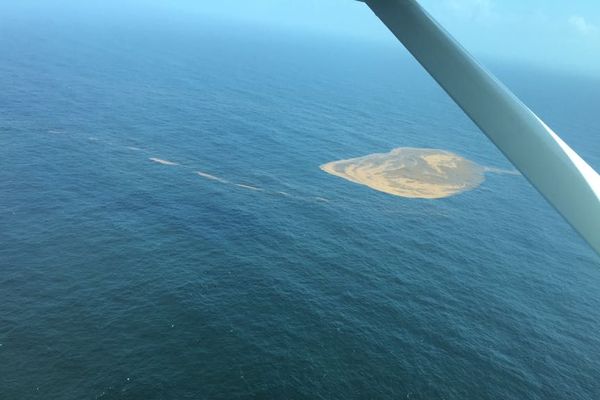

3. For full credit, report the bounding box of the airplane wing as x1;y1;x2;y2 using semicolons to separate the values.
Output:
358;0;600;255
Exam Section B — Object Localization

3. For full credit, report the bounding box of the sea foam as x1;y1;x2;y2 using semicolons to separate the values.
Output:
149;158;178;166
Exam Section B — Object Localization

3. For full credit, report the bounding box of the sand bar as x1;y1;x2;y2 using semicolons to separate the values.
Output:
320;147;485;199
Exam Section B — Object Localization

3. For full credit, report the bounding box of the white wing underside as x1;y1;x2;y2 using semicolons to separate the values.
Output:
358;0;600;255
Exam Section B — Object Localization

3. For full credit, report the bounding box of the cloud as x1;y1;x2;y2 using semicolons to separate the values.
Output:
445;0;493;20
568;15;599;36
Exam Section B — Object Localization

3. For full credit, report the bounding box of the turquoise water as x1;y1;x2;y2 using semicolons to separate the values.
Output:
1;13;599;400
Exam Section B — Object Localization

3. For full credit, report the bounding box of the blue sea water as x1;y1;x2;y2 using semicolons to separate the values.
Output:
1;9;600;400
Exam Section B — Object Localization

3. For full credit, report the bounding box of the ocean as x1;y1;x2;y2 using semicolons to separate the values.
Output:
1;10;599;400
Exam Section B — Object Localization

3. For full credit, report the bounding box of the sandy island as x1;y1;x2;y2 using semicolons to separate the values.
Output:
320;147;485;199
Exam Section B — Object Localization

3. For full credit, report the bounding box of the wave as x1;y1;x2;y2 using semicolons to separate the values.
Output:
484;167;521;176
196;171;228;183
83;135;330;202
235;184;263;191
149;158;178;166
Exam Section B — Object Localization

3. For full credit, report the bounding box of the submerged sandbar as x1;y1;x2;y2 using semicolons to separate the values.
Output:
320;147;485;199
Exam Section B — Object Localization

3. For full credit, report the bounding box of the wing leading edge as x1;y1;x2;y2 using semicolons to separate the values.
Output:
359;0;600;255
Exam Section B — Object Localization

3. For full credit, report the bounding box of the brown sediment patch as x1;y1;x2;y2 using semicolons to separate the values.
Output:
320;147;485;199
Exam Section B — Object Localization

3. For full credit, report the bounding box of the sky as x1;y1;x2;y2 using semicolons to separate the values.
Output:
1;0;599;76
190;0;600;77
